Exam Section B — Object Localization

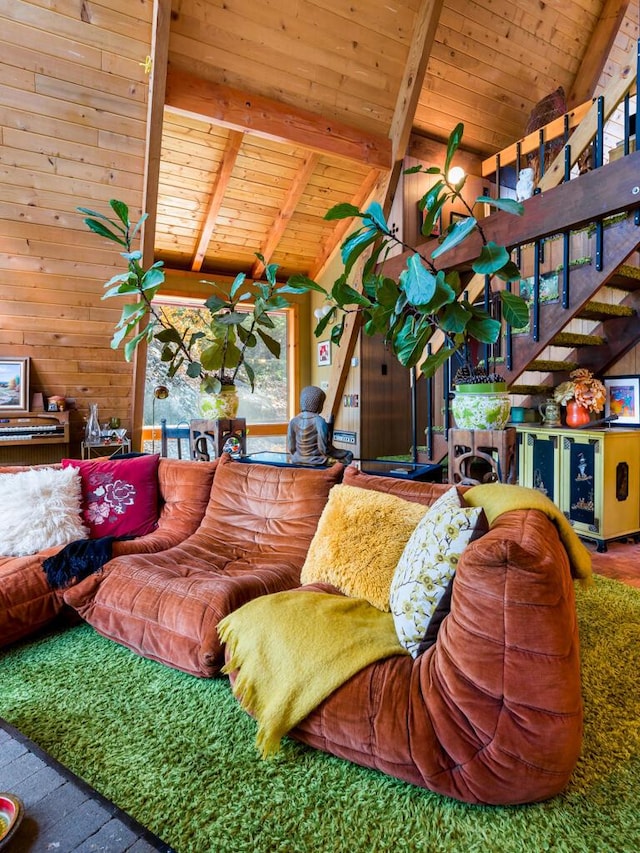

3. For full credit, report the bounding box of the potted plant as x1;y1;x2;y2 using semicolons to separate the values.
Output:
553;369;606;427
289;123;530;428
79;201;319;418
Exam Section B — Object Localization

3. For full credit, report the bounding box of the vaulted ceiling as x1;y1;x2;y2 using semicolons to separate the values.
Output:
152;0;639;281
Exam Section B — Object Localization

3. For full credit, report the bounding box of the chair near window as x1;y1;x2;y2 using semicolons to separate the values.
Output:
160;419;192;459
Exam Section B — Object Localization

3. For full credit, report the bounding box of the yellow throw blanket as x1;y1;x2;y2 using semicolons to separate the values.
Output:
465;483;592;585
218;590;407;757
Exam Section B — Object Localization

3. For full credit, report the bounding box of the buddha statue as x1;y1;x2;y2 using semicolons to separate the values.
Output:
287;385;354;466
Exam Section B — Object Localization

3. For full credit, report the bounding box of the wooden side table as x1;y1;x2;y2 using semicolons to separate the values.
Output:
448;428;517;485
81;439;132;460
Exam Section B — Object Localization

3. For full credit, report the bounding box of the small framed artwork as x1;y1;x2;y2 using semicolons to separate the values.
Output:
0;357;30;414
604;375;640;426
450;211;470;227
317;340;331;367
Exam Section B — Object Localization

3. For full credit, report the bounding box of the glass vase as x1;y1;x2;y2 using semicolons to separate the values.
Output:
85;403;101;445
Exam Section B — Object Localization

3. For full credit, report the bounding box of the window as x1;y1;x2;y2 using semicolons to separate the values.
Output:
143;300;293;445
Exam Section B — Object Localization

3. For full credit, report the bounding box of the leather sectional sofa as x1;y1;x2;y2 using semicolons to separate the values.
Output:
0;454;584;805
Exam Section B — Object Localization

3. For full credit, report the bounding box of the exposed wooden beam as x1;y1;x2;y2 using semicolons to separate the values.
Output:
568;0;631;108
251;152;320;279
165;68;391;171
132;0;171;451
390;0;444;165
191;130;244;272
308;167;383;282
321;0;444;420
538;40;638;192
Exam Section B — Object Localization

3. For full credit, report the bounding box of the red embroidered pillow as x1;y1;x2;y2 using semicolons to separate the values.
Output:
62;455;160;538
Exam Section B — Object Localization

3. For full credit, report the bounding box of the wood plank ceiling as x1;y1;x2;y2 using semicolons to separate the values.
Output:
155;0;639;281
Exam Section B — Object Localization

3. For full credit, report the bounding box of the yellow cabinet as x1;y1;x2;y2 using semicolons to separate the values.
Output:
518;426;640;552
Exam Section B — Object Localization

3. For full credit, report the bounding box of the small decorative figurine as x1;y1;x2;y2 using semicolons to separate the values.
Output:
516;167;535;202
287;386;354;466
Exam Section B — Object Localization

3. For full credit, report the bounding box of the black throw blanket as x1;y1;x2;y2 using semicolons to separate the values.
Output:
42;536;123;589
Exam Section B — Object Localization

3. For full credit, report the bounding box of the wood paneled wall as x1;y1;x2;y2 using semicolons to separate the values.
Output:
0;0;153;448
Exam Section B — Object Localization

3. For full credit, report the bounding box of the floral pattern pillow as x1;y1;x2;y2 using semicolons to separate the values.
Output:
62;455;160;539
389;487;484;657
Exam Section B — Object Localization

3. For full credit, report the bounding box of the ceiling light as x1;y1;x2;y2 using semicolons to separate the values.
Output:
447;166;465;185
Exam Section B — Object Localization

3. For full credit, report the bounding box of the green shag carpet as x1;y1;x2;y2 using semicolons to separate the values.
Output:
1;575;639;853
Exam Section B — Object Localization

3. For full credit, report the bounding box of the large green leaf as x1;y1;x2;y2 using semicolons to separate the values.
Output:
123;328;147;362
313;307;336;337
257;329;281;358
472;241;510;275
237;325;257;348
363;201;388;233
493;259;522;282
439;301;471;333
204;294;229;313
400;254;437;306
229;272;246;299
155;328;183;344
419;342;461;379
109;199;130;227
444;123;464;174
476;196;524;216
141;267;165;290
330;315;345;345
332;278;370;307
216;311;247;326
466;315;501;343
280;274;327;295
431;216;477;259
393;316;433;368
325;203;362;221
243;361;255;392
500;290;530;328
374;276;399;308
186;362;201;378
83;218;127;246
77;206;126;235
341;226;378;275
200;342;225;371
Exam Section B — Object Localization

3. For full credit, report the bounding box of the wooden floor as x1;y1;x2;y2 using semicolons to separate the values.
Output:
588;539;640;589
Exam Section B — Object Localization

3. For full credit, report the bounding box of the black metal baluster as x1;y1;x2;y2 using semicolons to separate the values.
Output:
562;144;572;308
425;344;433;459
505;278;513;371
533;240;541;342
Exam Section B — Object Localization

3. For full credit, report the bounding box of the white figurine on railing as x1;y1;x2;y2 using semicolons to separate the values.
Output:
516;167;535;202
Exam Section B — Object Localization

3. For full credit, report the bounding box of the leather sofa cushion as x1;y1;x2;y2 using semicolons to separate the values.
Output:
65;457;345;677
290;508;582;805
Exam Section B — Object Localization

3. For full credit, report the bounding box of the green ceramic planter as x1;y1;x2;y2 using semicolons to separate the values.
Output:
452;384;511;430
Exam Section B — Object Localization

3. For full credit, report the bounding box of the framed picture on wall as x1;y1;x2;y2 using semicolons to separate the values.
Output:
604;375;640;426
450;211;470;227
0;356;30;414
317;340;331;367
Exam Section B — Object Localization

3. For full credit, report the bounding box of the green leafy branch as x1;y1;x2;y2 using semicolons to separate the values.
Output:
301;123;530;379
79;202;318;394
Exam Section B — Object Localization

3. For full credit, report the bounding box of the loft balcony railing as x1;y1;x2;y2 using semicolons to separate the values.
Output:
381;42;640;463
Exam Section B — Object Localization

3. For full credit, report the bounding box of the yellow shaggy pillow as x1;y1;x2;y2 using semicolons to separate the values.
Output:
300;484;428;611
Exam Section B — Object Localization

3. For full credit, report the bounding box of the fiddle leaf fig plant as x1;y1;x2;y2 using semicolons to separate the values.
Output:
292;123;530;381
79;201;320;394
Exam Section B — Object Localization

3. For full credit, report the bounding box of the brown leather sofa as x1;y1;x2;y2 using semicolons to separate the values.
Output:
62;455;343;676
281;467;584;805
0;457;218;648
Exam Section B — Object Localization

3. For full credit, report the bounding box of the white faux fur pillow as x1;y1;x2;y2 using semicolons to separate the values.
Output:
0;466;88;556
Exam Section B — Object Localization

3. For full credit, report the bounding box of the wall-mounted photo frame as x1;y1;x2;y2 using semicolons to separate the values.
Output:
604;375;640;426
450;211;470;227
0;356;30;414
317;340;331;367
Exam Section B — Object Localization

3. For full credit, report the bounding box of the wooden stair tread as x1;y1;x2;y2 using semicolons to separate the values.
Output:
578;300;635;320
509;384;553;396
608;263;640;291
551;331;606;347
528;359;578;372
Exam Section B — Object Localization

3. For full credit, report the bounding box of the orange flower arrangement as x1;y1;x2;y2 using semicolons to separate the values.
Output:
553;369;606;413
